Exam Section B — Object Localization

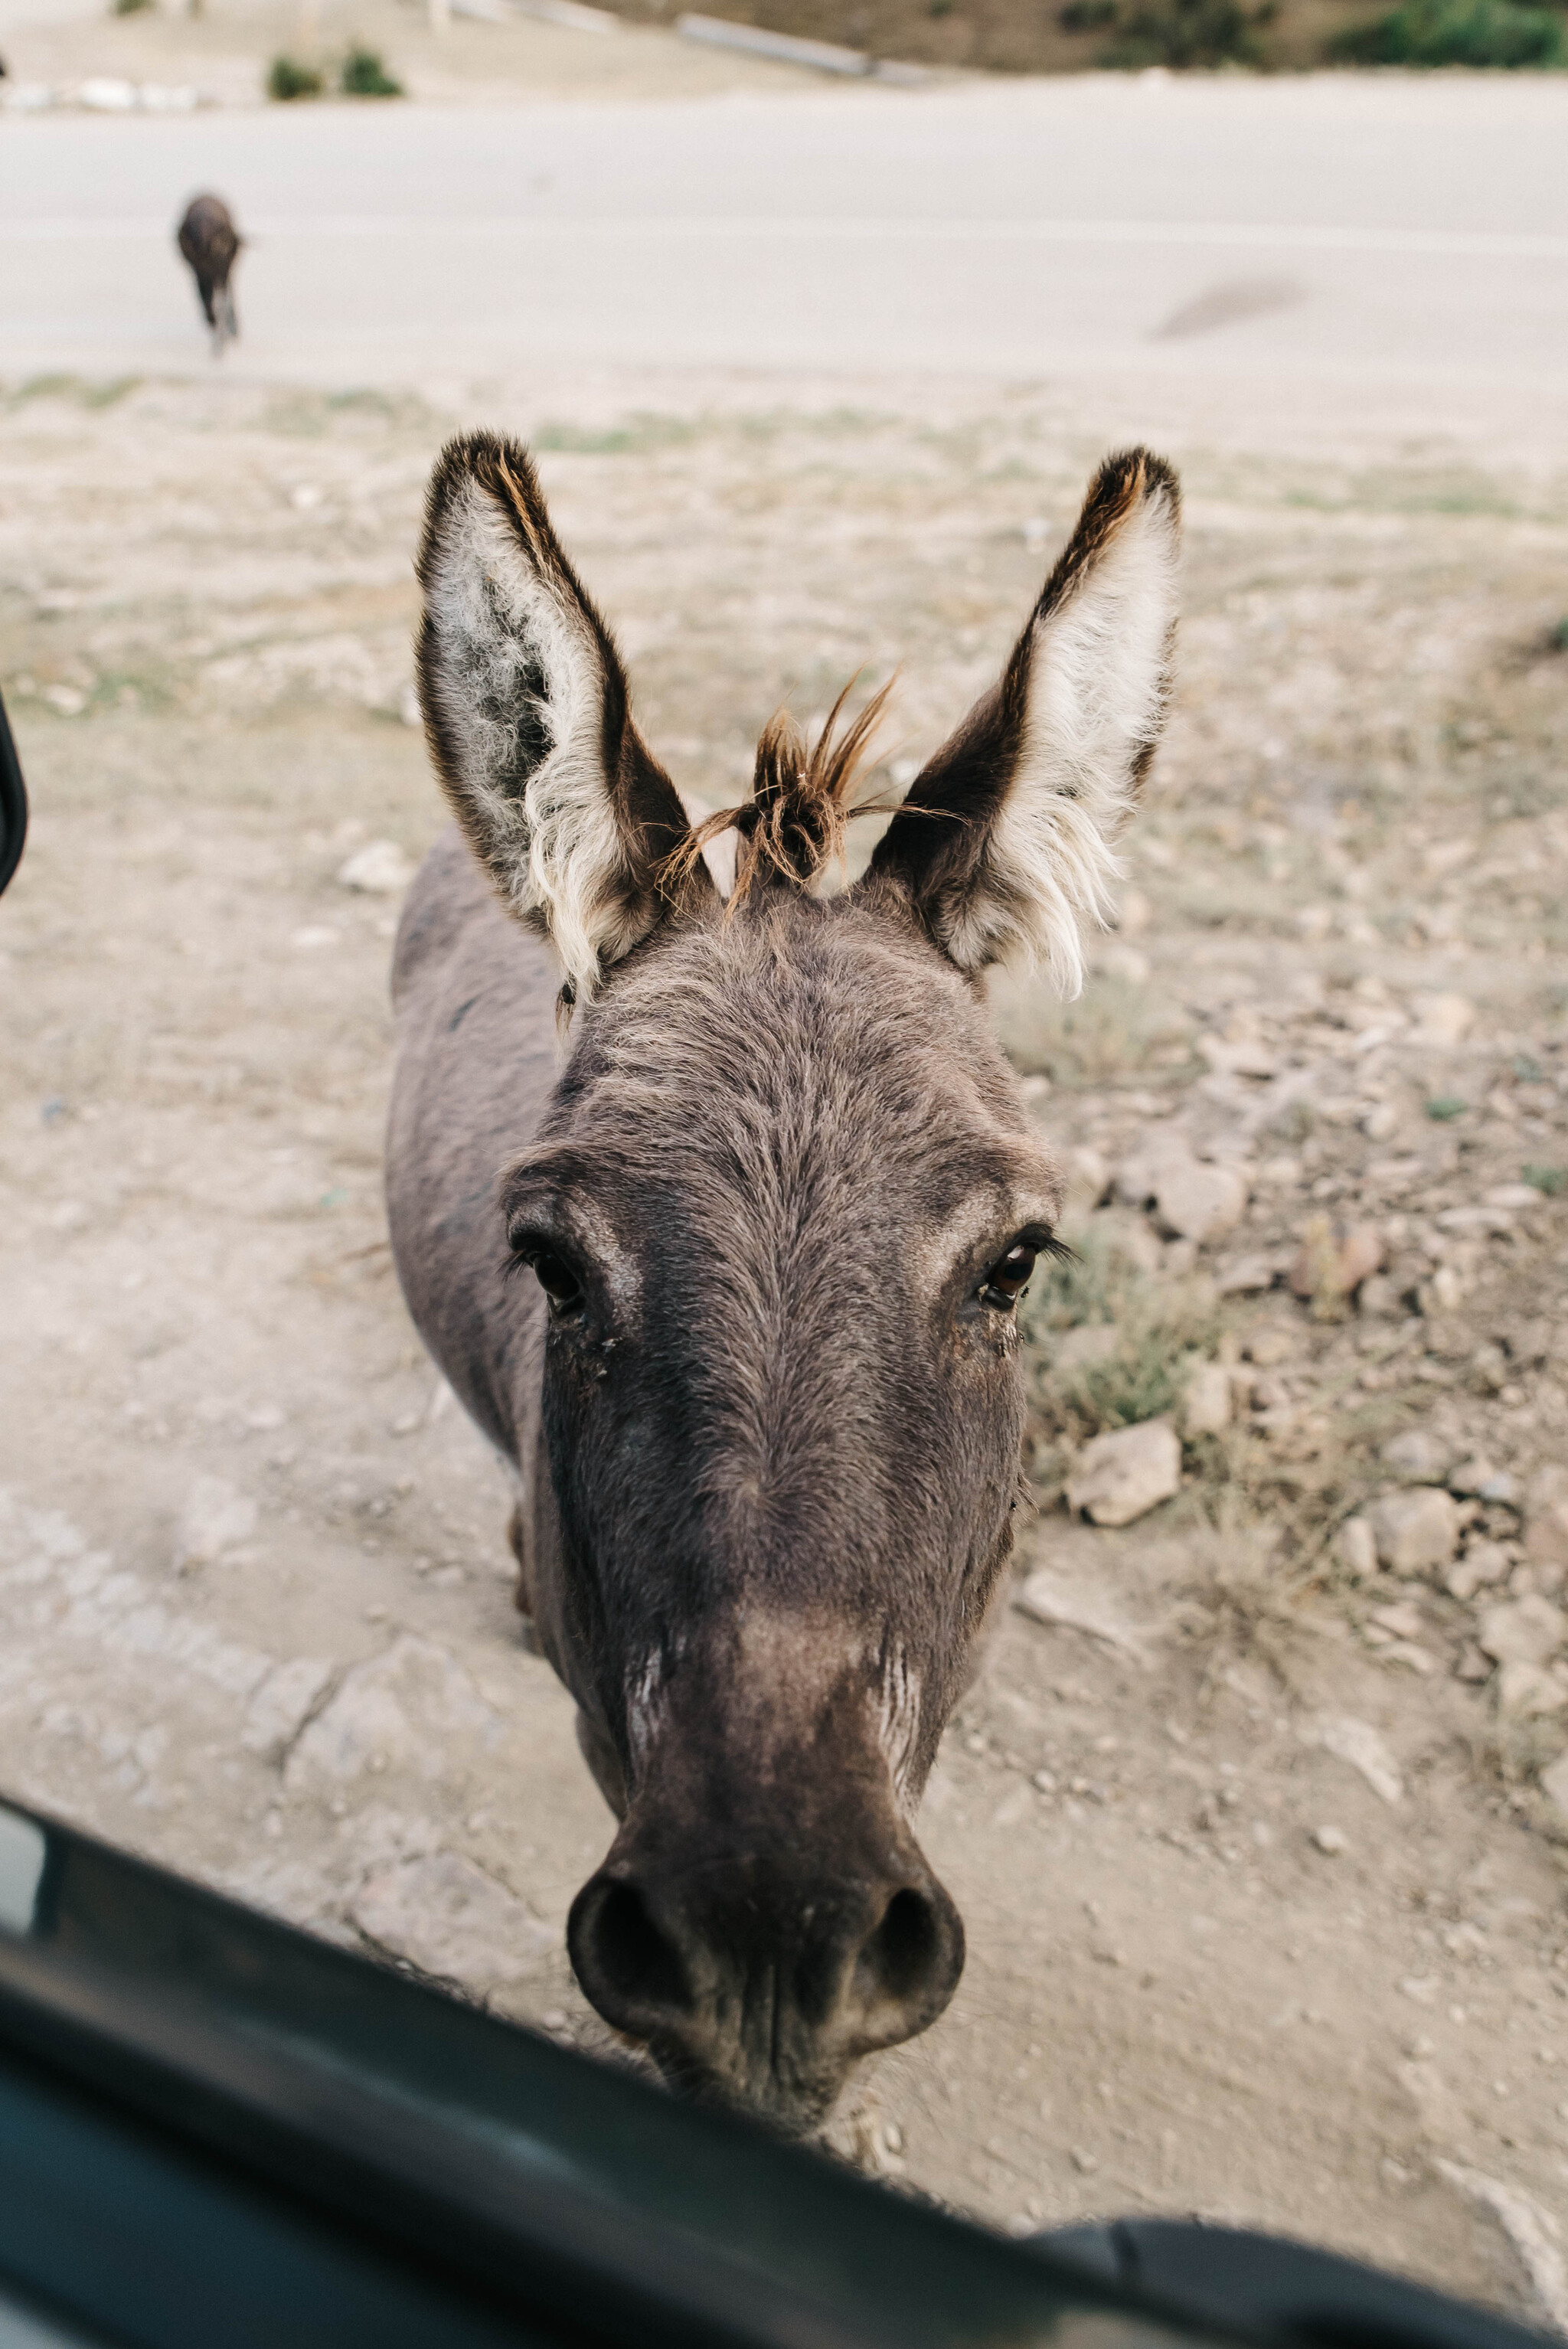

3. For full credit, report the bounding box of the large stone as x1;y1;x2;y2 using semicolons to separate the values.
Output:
1406;992;1474;1046
1014;1568;1150;1661
285;1635;502;1791
1478;1596;1564;1670
1365;1487;1459;1576
1525;1465;1568;1572
349;1852;554;1990
1065;1419;1182;1527
1495;1661;1567;1720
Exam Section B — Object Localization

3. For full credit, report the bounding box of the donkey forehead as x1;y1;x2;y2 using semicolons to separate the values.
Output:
522;900;1066;1243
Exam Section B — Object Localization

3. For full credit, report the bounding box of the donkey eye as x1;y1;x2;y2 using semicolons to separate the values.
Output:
526;1247;584;1319
978;1241;1037;1310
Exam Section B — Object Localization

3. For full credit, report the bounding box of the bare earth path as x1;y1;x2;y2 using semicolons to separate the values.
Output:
2;62;1568;2326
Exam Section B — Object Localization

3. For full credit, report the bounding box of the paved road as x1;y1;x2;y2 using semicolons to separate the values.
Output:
2;74;1566;384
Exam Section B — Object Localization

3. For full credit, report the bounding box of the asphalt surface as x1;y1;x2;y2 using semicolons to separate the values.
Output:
2;73;1566;384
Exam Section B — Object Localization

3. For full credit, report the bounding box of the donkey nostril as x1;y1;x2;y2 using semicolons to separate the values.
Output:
580;1879;691;2019
858;1885;941;2006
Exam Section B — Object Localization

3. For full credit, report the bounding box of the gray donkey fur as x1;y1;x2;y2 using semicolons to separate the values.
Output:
387;431;1180;2132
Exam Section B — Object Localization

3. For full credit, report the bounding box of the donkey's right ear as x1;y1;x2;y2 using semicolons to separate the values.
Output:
416;432;710;1001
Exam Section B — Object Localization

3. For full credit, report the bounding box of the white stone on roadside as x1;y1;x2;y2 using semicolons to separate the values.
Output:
1182;1361;1232;1437
175;1475;258;1571
1065;1419;1181;1527
349;1851;554;1988
1335;1516;1378;1578
1380;1429;1452;1485
1407;992;1475;1047
1312;1825;1348;1856
337;839;414;895
1524;1465;1568;1573
1302;1714;1403;1805
1365;1487;1459;1576
241;1656;335;1759
1477;1595;1564;1670
285;1634;501;1791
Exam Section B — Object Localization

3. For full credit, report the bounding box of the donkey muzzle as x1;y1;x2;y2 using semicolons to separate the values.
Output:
567;1821;964;2134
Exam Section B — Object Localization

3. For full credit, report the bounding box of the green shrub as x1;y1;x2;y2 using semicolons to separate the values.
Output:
1099;0;1264;66
1425;1095;1468;1122
1023;1221;1217;1442
1523;1163;1566;1197
267;53;325;98
1060;0;1117;26
340;42;403;94
1329;0;1566;64
111;0;155;16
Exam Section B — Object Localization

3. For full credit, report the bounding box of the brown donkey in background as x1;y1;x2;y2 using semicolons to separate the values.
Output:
387;433;1180;2132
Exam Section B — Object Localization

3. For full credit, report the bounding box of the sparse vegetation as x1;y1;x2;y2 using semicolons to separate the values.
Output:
340;43;403;95
1524;1163;1566;1195
266;52;325;98
1023;1223;1218;1446
1329;0;1566;62
110;0;155;16
1098;0;1272;64
1425;1095;1468;1121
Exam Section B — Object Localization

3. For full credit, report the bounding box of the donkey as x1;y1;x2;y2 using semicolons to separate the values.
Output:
175;194;241;354
387;432;1179;2133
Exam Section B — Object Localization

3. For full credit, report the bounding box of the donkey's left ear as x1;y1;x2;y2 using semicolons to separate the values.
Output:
416;431;711;999
861;448;1180;995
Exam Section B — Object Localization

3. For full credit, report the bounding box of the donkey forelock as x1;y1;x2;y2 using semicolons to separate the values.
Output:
394;426;1181;2128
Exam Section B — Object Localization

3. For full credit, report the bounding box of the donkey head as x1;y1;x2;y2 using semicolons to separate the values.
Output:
416;433;1179;2132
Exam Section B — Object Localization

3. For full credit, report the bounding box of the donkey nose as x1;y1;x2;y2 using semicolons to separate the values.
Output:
567;1847;963;2126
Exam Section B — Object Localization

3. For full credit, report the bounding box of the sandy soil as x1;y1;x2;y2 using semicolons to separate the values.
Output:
2;360;1568;2324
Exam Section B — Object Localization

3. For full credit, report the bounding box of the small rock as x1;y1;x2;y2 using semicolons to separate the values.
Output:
175;1474;258;1571
1494;1661;1567;1720
1477;1595;1564;1669
338;839;414;895
1365;1487;1459;1576
1407;992;1475;1047
349;1851;554;1988
1014;1570;1149;1661
1454;1643;1493;1684
1152;1158;1250;1246
1380;1429;1452;1485
1064;1419;1182;1528
1540;1751;1568;1821
1289;1217;1384;1314
1312;1825;1348;1855
1357;1273;1403;1319
1070;2147;1099;2174
1524;1465;1568;1573
1181;1360;1232;1436
1336;1517;1379;1579
1302;1714;1403;1805
1216;1253;1282;1295
241;1656;335;1759
1445;1541;1512;1602
1243;1325;1294;1368
1053;1324;1121;1375
1448;1457;1498;1497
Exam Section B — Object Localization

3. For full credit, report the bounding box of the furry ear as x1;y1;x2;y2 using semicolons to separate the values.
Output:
416;432;710;999
861;447;1180;995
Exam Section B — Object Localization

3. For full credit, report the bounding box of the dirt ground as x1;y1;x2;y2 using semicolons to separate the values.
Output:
2;354;1568;2324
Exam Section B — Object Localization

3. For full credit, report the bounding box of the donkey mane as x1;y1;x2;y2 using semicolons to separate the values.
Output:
671;674;900;910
